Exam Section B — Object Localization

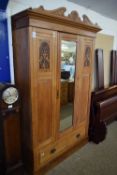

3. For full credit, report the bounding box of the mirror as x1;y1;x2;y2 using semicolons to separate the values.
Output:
59;40;77;131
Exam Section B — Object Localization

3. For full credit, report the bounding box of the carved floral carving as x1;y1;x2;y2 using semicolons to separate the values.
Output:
39;41;50;70
84;46;91;67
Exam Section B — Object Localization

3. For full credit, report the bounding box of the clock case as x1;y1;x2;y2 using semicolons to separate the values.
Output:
0;83;22;174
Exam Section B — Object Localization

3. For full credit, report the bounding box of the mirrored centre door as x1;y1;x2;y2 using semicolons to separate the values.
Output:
57;33;79;135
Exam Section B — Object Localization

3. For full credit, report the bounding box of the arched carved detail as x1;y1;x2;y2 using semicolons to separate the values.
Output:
50;7;66;16
82;15;93;25
32;5;66;17
30;6;100;28
84;46;91;67
68;10;81;22
39;41;50;70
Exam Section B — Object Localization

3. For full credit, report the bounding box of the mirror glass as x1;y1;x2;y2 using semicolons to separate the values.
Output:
59;40;77;131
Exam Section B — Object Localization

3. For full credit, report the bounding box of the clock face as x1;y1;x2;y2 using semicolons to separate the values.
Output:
2;87;19;104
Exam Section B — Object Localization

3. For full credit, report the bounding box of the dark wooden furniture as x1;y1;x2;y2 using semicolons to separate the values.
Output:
110;50;117;85
95;49;104;90
60;81;68;106
12;6;101;175
0;114;6;175
68;81;74;102
89;85;117;143
60;80;74;105
89;49;117;144
0;84;22;174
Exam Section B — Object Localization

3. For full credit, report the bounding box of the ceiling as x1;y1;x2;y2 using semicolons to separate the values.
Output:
68;0;117;21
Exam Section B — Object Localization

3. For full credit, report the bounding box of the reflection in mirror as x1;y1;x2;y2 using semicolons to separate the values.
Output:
60;40;77;131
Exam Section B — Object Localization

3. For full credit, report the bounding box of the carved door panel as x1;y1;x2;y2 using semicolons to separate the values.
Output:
31;28;57;148
74;36;94;130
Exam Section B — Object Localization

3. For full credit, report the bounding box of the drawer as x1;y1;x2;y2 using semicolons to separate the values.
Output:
39;141;67;167
36;126;86;168
68;126;86;146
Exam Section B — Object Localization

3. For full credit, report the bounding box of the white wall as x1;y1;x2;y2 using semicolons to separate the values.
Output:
7;0;117;84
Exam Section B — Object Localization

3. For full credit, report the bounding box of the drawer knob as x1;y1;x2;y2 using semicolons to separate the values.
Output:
50;148;56;154
40;152;45;157
76;133;80;138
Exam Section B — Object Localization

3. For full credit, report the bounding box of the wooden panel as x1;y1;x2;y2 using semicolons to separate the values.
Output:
110;50;116;85
30;18;96;38
115;51;117;84
3;113;21;167
110;50;117;85
37;79;53;143
31;28;57;147
79;74;90;123
97;95;117;121
12;28;33;150
74;36;94;130
74;75;90;127
0;117;6;173
96;49;104;90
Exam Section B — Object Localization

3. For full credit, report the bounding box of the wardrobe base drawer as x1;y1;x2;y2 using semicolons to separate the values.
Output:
35;126;86;170
39;141;67;167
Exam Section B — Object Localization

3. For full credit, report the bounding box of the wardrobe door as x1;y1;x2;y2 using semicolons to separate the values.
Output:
57;33;78;134
74;36;94;130
31;28;57;147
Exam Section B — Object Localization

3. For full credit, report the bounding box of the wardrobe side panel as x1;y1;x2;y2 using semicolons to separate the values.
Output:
12;27;34;171
13;28;33;149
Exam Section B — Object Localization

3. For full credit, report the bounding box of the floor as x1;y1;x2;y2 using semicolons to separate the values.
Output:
9;121;117;175
47;121;117;175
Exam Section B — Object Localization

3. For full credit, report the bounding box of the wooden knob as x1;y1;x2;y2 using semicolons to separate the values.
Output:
40;152;45;157
76;133;80;138
50;148;56;154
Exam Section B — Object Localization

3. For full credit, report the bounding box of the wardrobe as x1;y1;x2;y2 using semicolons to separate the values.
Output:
12;6;101;174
